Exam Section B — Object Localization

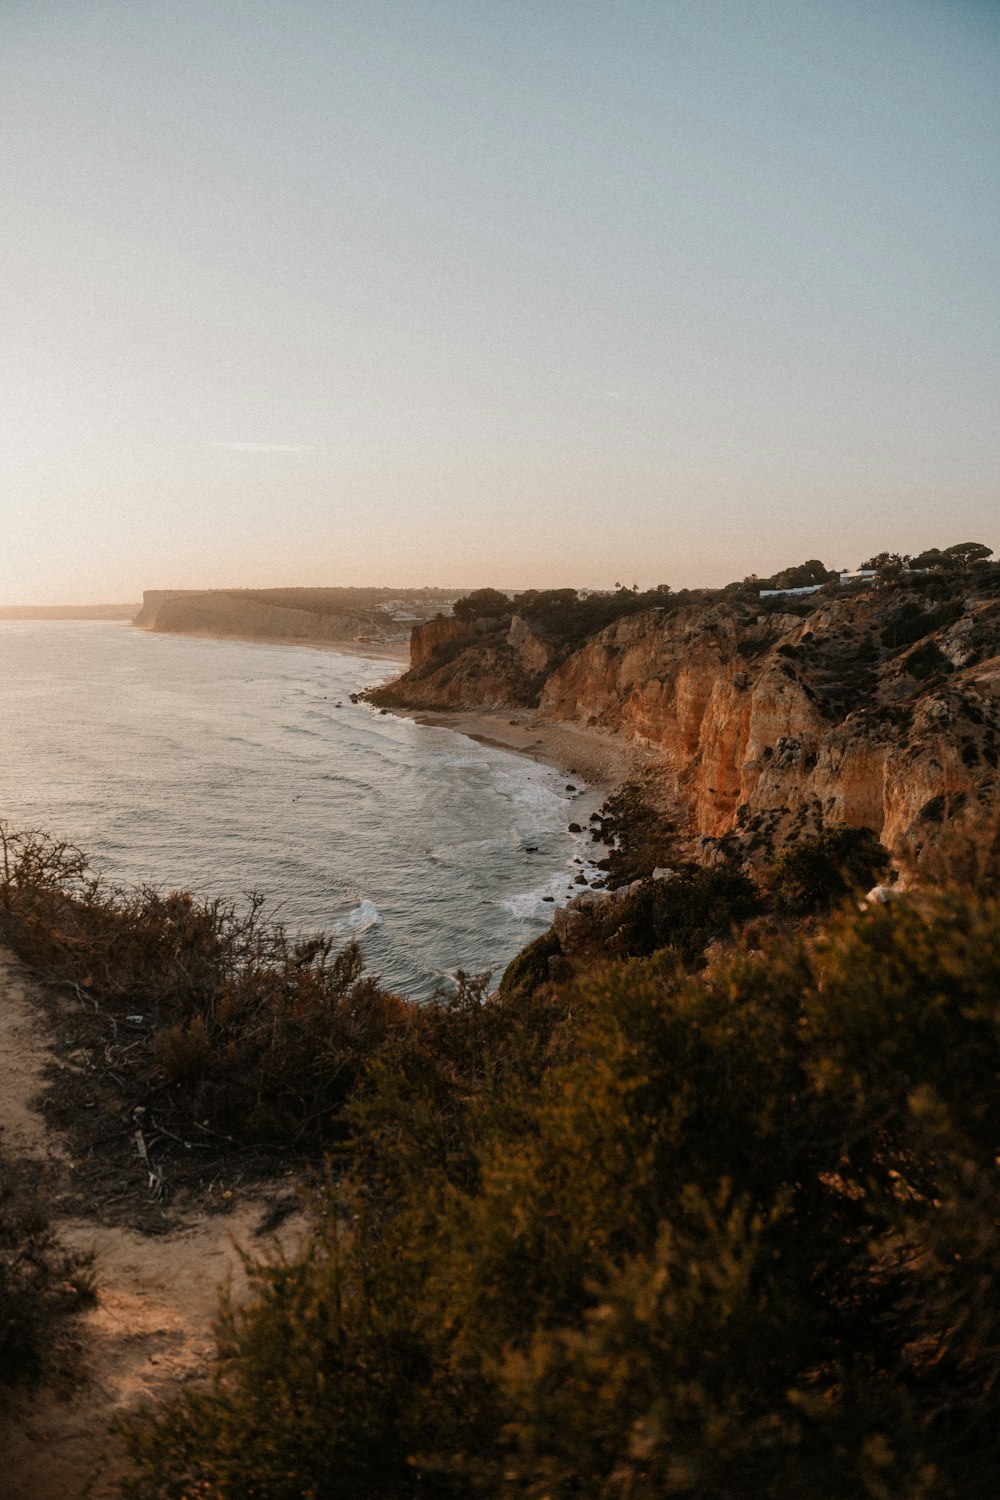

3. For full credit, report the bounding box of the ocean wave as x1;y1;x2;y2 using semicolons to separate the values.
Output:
335;898;383;936
500;872;579;920
2;622;607;1001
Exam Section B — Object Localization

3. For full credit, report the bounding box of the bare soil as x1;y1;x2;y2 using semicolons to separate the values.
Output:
0;947;306;1499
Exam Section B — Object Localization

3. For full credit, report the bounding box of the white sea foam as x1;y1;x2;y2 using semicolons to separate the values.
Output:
337;899;382;935
501;871;578;920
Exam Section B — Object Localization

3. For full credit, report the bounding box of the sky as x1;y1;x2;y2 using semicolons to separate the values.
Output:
1;0;998;603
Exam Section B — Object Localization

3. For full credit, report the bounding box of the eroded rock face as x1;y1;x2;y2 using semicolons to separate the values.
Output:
409;615;505;670
540;589;1000;859
372;614;542;710
370;578;1000;860
506;615;561;678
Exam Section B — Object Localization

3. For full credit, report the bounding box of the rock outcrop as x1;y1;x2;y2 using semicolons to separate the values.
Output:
408;614;508;671
369;613;544;710
375;576;1000;861
370;612;570;711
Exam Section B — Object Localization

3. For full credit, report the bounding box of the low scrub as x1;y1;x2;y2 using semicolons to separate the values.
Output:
0;825;409;1148
0;1152;93;1392
125;888;1000;1498
591;866;760;963
770;823;890;912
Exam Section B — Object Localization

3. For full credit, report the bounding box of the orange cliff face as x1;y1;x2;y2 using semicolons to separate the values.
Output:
374;613;551;710
408;614;508;671
374;578;1000;861
538;589;1000;859
125;574;1000;865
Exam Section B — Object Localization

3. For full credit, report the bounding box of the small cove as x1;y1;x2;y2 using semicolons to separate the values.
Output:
0;622;604;998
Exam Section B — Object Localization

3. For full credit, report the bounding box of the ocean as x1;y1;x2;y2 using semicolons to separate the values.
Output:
0;621;604;998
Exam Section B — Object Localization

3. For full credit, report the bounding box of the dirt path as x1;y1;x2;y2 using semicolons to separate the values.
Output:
0;948;305;1498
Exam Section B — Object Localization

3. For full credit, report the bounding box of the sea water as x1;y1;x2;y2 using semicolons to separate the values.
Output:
0;622;604;998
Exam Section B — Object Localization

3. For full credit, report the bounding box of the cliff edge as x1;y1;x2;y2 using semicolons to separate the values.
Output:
371;574;1000;861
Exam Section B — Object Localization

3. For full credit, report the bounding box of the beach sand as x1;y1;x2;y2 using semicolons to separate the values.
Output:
405;707;646;793
137;626;637;789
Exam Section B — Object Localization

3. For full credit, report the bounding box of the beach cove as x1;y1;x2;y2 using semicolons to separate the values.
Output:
0;620;615;998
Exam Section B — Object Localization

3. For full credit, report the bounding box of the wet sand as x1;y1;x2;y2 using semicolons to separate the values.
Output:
406;708;646;793
136;626;637;789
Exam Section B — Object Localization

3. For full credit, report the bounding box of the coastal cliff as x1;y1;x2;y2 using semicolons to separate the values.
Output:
371;575;1000;860
134;589;385;645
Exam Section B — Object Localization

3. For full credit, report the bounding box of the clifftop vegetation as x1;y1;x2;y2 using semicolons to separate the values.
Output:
3;818;1000;1496
57;836;995;1499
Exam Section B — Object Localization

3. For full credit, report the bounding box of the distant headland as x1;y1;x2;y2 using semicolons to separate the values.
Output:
132;586;462;657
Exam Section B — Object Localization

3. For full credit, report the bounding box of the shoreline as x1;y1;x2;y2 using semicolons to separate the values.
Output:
137;624;410;663
135;622;637;792
402;707;644;794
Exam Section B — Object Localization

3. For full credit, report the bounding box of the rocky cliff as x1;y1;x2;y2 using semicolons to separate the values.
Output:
374;575;1000;861
134;590;394;646
369;612;573;711
368;612;552;709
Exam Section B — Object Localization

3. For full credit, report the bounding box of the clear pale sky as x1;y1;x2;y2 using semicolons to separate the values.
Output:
2;0;997;603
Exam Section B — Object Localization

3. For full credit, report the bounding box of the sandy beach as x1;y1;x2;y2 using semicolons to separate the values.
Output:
404;707;645;793
136;624;637;790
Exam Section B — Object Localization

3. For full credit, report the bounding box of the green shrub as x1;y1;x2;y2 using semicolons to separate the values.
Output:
496;928;561;996
509;586;686;655
771;823;889;911
451;588;511;621
0;826;409;1148
880;596;962;649
346;972;570;1199
768;557;838;590
604;867;760;960
0;1154;94;1392
127;886;1000;1498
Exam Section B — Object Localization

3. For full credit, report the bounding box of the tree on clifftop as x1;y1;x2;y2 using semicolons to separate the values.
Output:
770;558;837;589
943;541;993;566
859;551;909;571
451;588;512;620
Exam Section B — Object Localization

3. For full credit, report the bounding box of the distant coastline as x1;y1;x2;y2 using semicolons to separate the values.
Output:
0;604;139;620
139;624;410;663
131;586;458;660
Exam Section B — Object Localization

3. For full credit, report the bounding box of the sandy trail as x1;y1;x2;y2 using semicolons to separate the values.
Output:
0;948;304;1499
